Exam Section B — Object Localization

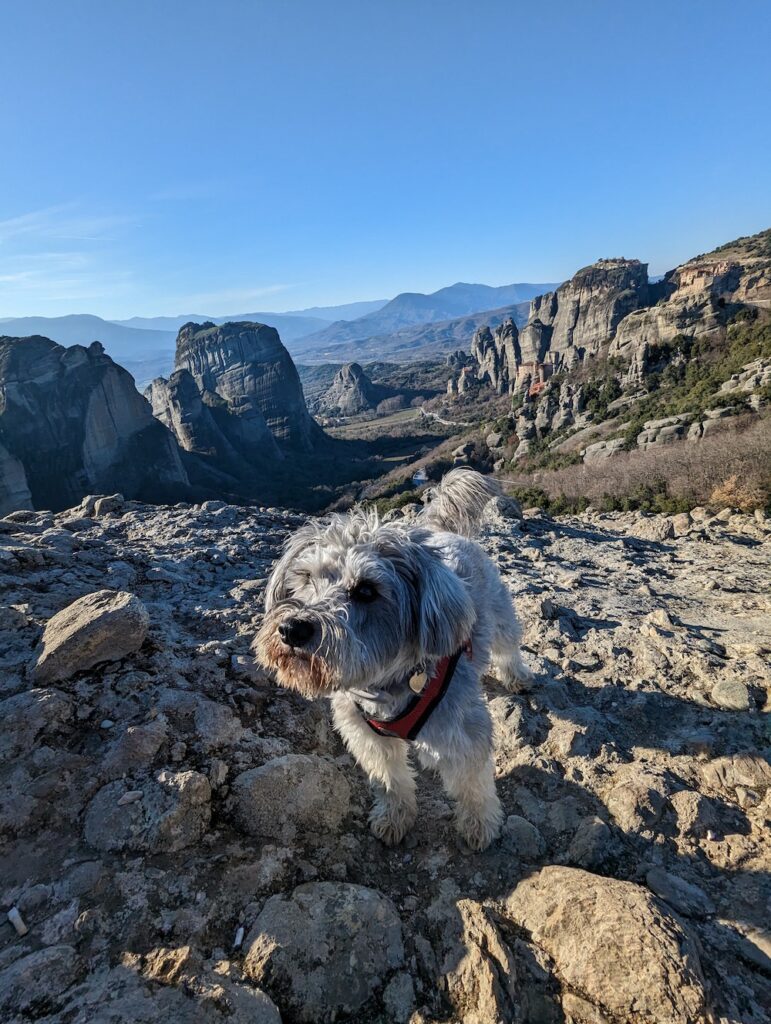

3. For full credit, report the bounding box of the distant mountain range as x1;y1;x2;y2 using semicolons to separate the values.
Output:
111;298;389;334
297;282;559;351
0;281;559;385
292;301;534;363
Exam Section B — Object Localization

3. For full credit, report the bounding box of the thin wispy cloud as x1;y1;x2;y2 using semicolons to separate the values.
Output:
0;202;137;314
0;203;135;245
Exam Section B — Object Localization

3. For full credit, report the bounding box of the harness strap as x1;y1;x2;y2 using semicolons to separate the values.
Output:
364;641;471;741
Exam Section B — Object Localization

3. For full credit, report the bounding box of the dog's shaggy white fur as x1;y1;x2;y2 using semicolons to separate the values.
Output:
255;469;530;850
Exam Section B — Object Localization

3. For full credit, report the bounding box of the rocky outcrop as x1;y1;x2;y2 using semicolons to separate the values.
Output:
173;321;321;451
146;367;281;472
636;414;690;450
146;322;335;500
612;230;771;356
461;230;771;402
315;362;387;416
0;335;189;513
459;260;650;396
520;258;650;364
1;498;770;1023
582;437;626;461
471;318;520;393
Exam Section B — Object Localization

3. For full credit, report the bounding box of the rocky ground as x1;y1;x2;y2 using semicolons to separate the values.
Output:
1;494;769;1023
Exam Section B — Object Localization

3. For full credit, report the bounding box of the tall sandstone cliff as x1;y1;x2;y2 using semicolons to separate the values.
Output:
461;230;771;396
0;336;189;514
146;321;328;497
172;321;322;451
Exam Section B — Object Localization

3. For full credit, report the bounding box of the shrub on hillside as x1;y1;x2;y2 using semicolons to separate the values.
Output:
503;415;770;514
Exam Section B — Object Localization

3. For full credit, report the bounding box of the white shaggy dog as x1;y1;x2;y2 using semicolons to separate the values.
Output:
255;469;530;850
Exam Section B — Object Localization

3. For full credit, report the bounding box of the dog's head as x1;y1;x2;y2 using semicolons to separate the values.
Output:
254;511;475;698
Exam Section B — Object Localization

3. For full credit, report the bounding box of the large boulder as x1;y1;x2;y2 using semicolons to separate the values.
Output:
30;590;149;683
500;866;708;1024
243;882;404;1022
230;754;351;841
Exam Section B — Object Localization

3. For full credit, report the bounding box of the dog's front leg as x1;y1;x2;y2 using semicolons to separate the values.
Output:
438;751;503;851
331;695;417;845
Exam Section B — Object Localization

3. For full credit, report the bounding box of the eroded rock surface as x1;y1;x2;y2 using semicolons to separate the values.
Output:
0;335;189;513
30;589;149;684
243;882;404;1022
501;866;707;1023
0;498;769;1023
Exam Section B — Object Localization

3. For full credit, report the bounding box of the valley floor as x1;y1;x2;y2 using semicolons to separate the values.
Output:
1;497;769;1022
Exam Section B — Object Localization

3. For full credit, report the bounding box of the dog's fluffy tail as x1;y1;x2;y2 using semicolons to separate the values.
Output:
421;468;501;537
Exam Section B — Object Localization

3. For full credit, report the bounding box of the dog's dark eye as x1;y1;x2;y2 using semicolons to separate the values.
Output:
349;581;377;603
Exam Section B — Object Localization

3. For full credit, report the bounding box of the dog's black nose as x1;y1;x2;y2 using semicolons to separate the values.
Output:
278;617;315;648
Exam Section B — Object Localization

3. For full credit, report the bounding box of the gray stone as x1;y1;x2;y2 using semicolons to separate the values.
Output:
101;716;168;778
0;687;72;761
710;678;750;711
382;972;416;1023
631;516;675;542
243;882;404;1023
30;589;149;683
231;754;351;840
645;867;716;918
0;945;82;1017
84;770;211;853
501;814;545;859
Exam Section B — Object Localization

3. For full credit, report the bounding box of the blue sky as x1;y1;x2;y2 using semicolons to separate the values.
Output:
1;0;769;318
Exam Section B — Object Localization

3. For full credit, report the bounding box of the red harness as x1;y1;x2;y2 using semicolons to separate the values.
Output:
364;641;472;741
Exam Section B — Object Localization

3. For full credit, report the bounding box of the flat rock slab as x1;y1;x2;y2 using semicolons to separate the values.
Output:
30;589;149;683
501;866;707;1024
243;882;404;1023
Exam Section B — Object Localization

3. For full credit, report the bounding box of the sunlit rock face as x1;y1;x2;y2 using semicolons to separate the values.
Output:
465;261;650;395
146;367;282;472
174;321;323;451
0;335;188;513
612;239;771;355
519;258;650;364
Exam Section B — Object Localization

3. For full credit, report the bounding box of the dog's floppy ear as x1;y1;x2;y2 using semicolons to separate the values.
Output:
412;544;475;658
264;523;317;611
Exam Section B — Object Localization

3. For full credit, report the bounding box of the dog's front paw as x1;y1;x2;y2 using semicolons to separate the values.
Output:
492;657;535;693
369;803;415;846
456;802;503;852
